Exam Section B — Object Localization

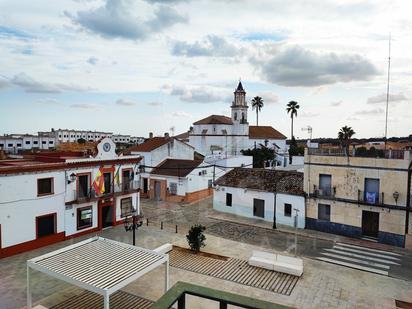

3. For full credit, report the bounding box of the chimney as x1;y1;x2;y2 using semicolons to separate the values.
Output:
149;132;153;138
164;132;170;138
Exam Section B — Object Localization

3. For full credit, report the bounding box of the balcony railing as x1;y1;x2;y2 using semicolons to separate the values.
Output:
72;181;139;202
308;148;409;160
358;190;384;206
150;281;289;309
312;185;336;198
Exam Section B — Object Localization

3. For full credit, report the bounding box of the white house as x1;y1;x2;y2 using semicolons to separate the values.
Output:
0;138;142;258
213;168;305;228
188;82;288;162
146;158;224;203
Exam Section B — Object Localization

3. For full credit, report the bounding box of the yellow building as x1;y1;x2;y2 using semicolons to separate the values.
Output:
304;148;412;248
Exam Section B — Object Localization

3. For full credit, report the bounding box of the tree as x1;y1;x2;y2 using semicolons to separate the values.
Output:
186;224;206;253
338;125;355;156
251;96;264;126
241;147;275;168
286;101;300;139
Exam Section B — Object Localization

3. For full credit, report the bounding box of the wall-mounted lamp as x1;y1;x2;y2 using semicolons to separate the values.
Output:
393;191;399;205
67;173;76;184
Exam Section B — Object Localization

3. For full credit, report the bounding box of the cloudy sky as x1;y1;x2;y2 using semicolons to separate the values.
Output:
0;0;411;139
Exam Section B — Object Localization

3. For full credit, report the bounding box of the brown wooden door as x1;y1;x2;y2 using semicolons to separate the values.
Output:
362;211;379;238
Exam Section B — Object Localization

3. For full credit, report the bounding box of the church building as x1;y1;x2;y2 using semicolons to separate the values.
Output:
188;82;287;162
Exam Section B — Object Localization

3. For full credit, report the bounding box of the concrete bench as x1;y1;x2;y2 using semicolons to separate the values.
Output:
248;250;303;277
153;243;173;255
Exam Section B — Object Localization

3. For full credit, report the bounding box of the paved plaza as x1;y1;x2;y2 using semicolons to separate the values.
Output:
0;198;412;308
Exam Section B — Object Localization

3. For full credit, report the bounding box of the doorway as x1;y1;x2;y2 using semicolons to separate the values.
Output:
154;181;161;201
253;199;265;218
143;178;148;193
101;205;113;228
362;210;379;238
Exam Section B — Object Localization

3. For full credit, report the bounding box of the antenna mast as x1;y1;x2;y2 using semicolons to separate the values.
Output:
384;33;391;150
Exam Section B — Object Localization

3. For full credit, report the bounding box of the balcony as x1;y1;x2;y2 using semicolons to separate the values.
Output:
311;185;336;199
72;181;139;203
358;190;384;206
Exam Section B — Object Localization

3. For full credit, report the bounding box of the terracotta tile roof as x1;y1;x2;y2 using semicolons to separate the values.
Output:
249;126;287;140
124;137;171;153
193;115;233;125
151;159;203;177
215;168;304;196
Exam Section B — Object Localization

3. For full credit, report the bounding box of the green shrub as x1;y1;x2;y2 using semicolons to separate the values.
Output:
186;224;206;253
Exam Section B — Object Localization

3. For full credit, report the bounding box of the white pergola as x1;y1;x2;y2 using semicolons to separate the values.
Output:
27;237;169;309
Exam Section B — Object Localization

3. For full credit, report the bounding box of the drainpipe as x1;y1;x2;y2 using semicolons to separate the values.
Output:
405;159;412;235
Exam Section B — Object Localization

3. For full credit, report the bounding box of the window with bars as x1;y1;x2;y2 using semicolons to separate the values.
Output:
169;183;177;195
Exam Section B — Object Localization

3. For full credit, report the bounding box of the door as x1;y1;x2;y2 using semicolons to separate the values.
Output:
78;174;89;198
143;178;148;193
253;199;265;218
362;211;379;238
154;181;161;201
102;206;113;228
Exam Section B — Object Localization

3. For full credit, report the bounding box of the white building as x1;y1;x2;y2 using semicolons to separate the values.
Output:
189;82;288;162
0;129;144;154
0;138;142;258
213;168;305;228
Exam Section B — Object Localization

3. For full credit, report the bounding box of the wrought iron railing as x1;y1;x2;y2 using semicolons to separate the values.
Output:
358;190;384;206
312;185;336;198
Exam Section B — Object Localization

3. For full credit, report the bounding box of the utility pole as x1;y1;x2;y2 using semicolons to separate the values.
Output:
384;33;391;150
212;164;216;185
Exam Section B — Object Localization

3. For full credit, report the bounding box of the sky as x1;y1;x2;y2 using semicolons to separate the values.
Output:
0;0;411;139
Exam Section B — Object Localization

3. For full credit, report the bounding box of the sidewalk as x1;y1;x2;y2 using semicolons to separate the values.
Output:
207;209;409;254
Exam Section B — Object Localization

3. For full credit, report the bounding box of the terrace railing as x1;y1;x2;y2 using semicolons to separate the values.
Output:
358;190;384;206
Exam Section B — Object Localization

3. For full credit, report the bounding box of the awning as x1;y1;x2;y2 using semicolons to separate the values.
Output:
27;236;169;309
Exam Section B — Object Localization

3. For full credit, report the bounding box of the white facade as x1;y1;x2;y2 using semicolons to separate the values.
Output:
213;186;305;228
131;138;195;172
188;82;287;157
0;138;141;257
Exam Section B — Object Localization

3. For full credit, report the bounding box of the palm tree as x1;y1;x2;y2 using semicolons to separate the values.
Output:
338;125;355;156
251;96;264;126
286;101;300;139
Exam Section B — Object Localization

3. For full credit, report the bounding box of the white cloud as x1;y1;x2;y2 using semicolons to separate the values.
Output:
70;103;99;109
66;0;187;40
367;93;409;104
330;100;342;107
163;84;231;103
116;98;136;106
250;45;379;87
171;111;191;117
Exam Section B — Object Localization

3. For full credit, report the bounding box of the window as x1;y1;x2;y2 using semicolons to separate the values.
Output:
253;199;265;218
77;206;92;230
121;197;133;217
208;179;213;188
25;141;30;145
0;143;3;147
103;173;112;193
364;178;380;204
284;204;292;217
42;141;46;144
318;204;330;221
36;213;56;238
169;183;177;195
8;143;13;147
49;141;53;144
319;174;332;196
59;135;62;138
17;143;22;147
234;112;237;120
33;141;38;145
37;178;53;196
226;193;232;206
78;174;89;198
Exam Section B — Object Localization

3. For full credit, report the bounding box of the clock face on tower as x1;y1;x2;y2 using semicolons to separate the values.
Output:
103;142;111;152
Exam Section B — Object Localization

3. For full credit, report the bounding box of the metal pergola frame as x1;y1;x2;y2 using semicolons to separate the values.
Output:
27;236;169;309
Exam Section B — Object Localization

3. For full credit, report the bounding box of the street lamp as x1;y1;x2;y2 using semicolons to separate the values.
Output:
123;211;143;246
293;208;300;257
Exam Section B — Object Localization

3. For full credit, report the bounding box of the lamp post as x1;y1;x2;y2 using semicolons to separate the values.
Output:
124;212;143;246
293;208;300;257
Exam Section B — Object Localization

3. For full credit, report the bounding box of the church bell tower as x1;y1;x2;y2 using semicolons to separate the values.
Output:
231;81;248;125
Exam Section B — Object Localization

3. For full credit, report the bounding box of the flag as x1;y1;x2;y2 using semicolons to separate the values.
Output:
93;167;105;195
114;166;121;186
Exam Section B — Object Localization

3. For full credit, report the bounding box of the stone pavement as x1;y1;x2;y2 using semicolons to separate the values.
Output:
1;198;412;308
1;225;411;309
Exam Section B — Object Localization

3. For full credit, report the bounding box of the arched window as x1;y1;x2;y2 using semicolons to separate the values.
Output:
241;112;245;122
234;112;237;121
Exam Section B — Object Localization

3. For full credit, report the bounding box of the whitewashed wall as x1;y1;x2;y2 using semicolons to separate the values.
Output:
213;186;305;228
64;202;98;237
0;171;66;248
